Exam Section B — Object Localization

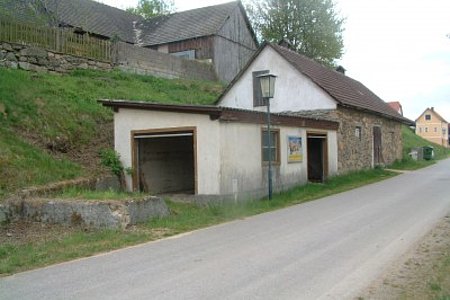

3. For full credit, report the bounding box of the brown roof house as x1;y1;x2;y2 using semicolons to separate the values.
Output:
140;1;258;82
415;107;449;147
0;0;257;82
217;43;414;173
387;101;403;116
100;43;413;201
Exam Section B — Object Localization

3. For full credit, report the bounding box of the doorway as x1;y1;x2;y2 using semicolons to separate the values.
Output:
373;126;382;166
307;133;328;182
133;128;196;194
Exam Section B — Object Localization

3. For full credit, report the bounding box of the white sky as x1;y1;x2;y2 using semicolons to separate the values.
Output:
98;0;450;121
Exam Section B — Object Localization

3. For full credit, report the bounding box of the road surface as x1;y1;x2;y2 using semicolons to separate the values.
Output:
1;159;450;299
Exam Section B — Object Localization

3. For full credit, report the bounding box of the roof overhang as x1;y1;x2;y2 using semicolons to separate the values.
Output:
99;99;339;131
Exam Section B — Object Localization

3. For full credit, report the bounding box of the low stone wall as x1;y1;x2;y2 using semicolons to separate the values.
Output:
3;196;169;229
116;42;217;81
0;42;113;73
0;41;218;82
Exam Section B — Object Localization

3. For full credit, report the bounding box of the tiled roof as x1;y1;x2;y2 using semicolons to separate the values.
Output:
1;0;252;47
269;43;413;124
0;0;142;43
46;0;142;43
139;1;242;46
0;0;49;24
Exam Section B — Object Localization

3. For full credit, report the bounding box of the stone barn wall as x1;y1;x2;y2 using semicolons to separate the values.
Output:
329;107;403;173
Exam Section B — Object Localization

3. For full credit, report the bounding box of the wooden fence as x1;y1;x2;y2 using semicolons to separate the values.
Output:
0;18;112;62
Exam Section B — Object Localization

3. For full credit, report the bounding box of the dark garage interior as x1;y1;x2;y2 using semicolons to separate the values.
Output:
135;132;195;194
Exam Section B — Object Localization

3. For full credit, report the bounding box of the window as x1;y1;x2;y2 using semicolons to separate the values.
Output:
434;127;438;132
419;127;422;133
261;129;280;163
425;114;431;120
253;70;269;107
170;50;195;60
443;128;447;136
355;126;362;140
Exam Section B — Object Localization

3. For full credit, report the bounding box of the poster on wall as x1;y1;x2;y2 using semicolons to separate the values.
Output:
287;136;302;163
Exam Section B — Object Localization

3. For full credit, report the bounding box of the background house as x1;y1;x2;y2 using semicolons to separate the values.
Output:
141;2;258;82
415;107;449;147
218;43;414;173
388;101;404;116
0;0;257;82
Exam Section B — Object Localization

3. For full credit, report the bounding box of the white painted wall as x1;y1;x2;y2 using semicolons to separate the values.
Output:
114;108;338;198
114;109;221;194
218;46;337;113
218;123;338;197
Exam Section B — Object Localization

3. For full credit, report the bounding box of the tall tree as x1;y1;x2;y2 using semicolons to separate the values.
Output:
246;0;345;67
126;0;175;19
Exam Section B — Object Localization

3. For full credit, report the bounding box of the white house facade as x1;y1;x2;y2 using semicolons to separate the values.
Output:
102;101;339;200
219;46;337;113
217;43;414;173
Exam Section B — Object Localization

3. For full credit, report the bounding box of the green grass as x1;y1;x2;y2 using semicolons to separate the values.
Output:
429;254;450;299
0;230;152;275
0;68;223;196
0;128;83;198
0;168;396;275
149;168;395;233
56;187;145;201
389;126;450;170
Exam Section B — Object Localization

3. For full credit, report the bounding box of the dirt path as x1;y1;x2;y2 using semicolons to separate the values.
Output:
358;215;450;299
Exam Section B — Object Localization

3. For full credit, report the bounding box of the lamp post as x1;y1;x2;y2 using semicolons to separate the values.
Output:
257;73;277;200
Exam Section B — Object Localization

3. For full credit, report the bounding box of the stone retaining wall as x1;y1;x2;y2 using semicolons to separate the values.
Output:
0;41;218;82
2;196;169;229
115;42;217;81
0;42;113;73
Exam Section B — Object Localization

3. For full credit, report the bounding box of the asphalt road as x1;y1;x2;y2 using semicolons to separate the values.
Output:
1;159;450;300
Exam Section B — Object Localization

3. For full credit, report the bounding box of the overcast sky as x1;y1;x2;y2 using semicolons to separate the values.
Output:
98;0;450;122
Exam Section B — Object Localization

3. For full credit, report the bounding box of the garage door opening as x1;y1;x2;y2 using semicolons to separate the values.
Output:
307;133;328;183
133;129;196;194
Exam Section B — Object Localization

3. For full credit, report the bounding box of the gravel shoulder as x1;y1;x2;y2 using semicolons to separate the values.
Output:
359;215;450;299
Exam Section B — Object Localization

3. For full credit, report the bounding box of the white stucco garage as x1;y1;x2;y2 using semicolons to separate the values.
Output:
101;101;339;201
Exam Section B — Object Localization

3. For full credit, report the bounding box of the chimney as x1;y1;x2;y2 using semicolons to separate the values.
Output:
336;65;346;75
278;38;294;50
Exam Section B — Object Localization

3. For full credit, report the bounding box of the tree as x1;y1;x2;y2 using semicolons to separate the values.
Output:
245;0;345;67
126;0;175;19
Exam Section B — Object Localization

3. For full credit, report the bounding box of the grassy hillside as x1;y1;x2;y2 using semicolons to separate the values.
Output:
0;68;223;197
390;125;450;170
401;125;449;159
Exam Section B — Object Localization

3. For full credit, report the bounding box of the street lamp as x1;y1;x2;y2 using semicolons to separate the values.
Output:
257;73;277;200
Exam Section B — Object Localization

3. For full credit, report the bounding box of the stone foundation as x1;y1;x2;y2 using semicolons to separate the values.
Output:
0;42;113;73
3;196;169;229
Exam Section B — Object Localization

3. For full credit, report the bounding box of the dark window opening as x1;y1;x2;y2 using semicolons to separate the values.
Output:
261;129;280;164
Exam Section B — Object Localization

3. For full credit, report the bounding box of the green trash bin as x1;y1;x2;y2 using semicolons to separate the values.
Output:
423;146;434;160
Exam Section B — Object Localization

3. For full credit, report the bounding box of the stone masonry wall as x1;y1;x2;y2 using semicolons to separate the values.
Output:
0;41;218;82
337;107;402;172
326;107;403;173
115;42;217;82
0;42;113;73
